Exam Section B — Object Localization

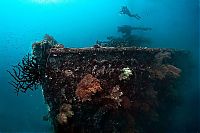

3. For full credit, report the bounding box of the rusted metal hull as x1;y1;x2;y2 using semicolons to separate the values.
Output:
41;47;189;133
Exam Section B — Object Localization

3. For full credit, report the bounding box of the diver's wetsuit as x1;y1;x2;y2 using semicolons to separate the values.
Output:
120;6;141;20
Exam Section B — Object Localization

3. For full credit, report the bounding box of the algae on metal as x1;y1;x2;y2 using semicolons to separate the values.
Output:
8;35;190;133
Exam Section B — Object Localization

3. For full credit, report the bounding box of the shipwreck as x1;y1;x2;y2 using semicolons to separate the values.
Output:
8;34;191;133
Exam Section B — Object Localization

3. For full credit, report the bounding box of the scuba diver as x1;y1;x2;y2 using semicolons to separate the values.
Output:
120;6;141;20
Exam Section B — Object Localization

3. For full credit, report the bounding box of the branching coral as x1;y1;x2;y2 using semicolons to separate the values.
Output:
8;34;58;95
76;74;102;102
7;53;43;95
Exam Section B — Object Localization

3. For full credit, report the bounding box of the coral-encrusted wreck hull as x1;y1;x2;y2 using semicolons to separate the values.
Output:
42;47;189;133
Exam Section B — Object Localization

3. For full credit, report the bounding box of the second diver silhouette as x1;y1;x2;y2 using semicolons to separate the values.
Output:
120;6;141;20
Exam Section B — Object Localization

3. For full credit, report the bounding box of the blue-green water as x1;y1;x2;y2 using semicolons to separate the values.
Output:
0;0;199;132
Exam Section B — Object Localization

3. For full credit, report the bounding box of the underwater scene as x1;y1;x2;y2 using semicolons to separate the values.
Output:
0;0;199;133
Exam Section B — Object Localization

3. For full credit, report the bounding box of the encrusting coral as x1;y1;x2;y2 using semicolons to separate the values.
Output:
8;35;188;133
119;67;133;80
153;64;181;79
75;74;102;102
107;85;123;106
56;103;74;125
150;51;182;80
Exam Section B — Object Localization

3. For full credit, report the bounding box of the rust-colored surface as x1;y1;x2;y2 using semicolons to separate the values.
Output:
7;36;193;133
40;46;190;133
76;74;102;102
